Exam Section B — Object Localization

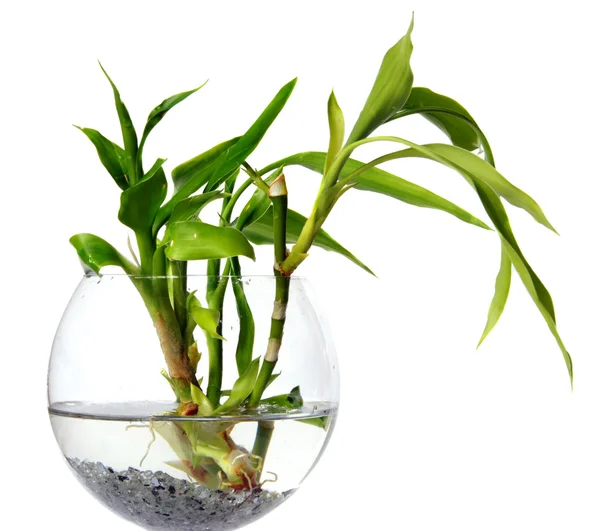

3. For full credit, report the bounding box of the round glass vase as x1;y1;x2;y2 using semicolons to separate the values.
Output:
48;274;339;531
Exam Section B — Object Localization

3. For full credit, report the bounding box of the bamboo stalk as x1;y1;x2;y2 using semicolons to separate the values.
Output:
252;420;275;482
249;173;289;407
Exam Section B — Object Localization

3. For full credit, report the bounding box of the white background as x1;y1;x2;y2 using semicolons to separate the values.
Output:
2;0;600;529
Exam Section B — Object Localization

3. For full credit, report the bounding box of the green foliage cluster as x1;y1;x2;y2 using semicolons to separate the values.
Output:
70;17;571;489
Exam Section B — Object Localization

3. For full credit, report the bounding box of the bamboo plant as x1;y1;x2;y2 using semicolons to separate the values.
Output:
70;18;571;491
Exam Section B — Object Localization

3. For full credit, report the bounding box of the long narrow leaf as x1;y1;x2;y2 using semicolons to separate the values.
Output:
99;63;138;182
348;17;414;143
166;221;256;261
154;139;239;233
258;152;490;230
231;258;255;376
397;87;481;151
157;79;297;232
172;137;240;192
325;91;345;174
478;244;512;347
203;78;298;192
139;81;207;160
242;206;375;276
412;144;556;232
213;357;260;414
169;191;230;225
346;136;570;380
74;127;129;190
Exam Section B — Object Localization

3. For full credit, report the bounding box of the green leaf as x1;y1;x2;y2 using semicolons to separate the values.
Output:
324;91;345;175
169;191;230;225
188;342;201;372
236;169;282;231
297;417;328;429
258;152;490;230
118;158;168;232
156;78;297;231
392;143;557;233
478;244;511;347
138;81;207;163
166;221;256;261
260;386;304;410
231;261;255;376
74;127;129;190
190;383;214;416
398;87;481;151
267;372;281;389
190;427;230;454
203;78;298;192
242;206;375;276
191;305;226;341
69;233;136;276
160;369;192;403
347;17;414;143
213;357;260;415
155;139;240;234
172;137;241;193
98;62;139;182
356;136;570;381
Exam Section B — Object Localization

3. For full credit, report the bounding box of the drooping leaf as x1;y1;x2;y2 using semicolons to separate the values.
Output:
98;62;139;182
347;17;414;143
324;91;345;175
260;386;304;410
139;82;208;161
258;152;490;230
231;260;255;376
478;244;512;347
118;158;168;232
397;87;481;151
191;305;226;341
169;191;230;225
203;78;298;192
242;206;375;276
190;383;214;416
70;233;137;276
397;143;557;232
166;221;256;261
74;126;129;190
350;136;570;381
213;357;260;415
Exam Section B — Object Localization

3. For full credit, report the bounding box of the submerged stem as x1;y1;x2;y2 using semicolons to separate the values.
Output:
252;421;275;482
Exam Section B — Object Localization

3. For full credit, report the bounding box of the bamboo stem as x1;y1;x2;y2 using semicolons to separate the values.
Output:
252;421;275;482
249;173;290;407
171;260;188;337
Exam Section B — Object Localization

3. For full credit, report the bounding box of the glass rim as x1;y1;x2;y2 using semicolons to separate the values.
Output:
84;272;310;281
